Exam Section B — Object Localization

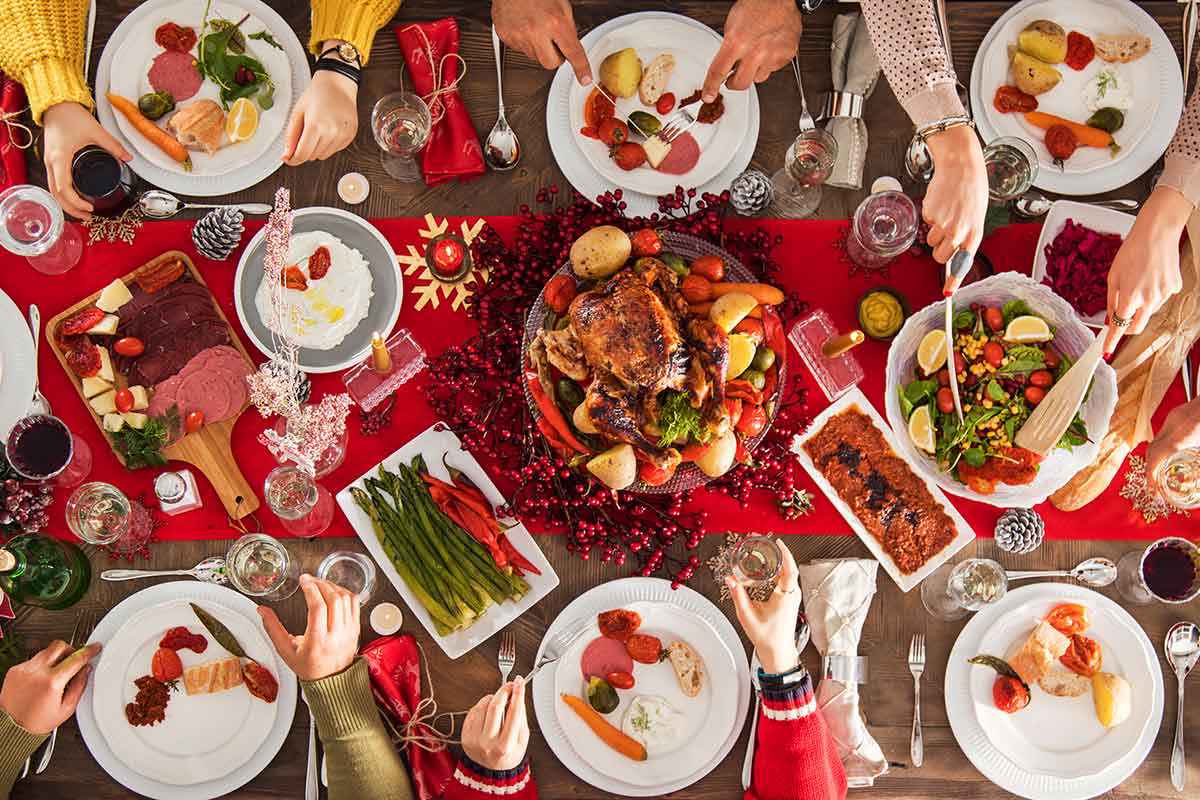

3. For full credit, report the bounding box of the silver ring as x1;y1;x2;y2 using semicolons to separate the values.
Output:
1112;315;1132;328
774;584;799;596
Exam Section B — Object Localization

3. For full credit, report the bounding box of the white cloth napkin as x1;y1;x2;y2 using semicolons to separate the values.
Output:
826;13;881;190
798;558;888;787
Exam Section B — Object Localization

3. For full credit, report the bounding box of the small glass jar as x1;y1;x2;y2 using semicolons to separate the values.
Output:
154;469;203;515
65;481;131;545
316;551;376;605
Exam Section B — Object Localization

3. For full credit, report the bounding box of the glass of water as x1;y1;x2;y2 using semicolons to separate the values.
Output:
226;533;300;601
771;129;838;219
316;550;376;605
371;91;432;183
983;136;1038;203
731;535;783;584
921;558;1008;621
64;481;131;545
0;185;83;275
1156;447;1200;510
846;190;919;270
264;466;335;539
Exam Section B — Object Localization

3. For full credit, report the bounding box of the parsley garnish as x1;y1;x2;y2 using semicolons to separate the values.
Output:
657;391;710;447
113;406;180;469
248;30;283;50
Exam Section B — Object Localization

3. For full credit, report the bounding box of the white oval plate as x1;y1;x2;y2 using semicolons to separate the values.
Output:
0;288;34;439
533;577;750;797
945;584;1162;799
77;582;297;800
970;0;1182;195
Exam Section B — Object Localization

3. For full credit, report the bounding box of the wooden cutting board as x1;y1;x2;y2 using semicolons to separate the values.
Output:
45;250;259;519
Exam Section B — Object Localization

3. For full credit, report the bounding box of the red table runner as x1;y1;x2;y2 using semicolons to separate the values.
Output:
0;216;1191;546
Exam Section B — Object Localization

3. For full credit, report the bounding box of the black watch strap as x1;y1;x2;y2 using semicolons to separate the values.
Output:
319;44;362;68
796;0;825;12
314;57;361;85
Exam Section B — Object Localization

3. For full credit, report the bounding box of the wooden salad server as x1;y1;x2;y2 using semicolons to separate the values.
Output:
1015;326;1107;457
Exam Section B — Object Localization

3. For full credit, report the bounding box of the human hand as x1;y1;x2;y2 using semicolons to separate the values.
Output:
0;640;101;735
42;102;132;221
725;540;803;675
1102;186;1190;356
1145;397;1200;495
492;0;591;85
703;0;802;102
282;68;359;166
258;575;360;681
460;677;530;771
922;125;989;265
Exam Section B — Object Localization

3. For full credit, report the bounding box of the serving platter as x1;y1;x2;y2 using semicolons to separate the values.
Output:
0;288;35;439
45;250;259;518
792;388;975;593
76;581;297;800
335;422;559;659
945;583;1162;799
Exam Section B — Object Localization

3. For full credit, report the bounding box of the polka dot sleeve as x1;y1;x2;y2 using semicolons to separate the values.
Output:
1158;51;1200;208
859;0;965;126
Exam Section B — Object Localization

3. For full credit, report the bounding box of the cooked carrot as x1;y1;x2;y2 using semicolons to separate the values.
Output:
689;301;762;319
709;282;785;305
105;93;192;169
560;694;647;761
1023;111;1116;150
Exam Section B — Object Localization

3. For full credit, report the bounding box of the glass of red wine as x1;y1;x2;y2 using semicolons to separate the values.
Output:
1116;537;1200;605
4;414;76;481
70;146;135;215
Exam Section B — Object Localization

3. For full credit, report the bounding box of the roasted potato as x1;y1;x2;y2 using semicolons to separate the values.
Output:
573;401;599;434
599;48;642;98
587;444;637;489
708;292;758;333
570;225;632;279
696;431;737;478
1091;672;1132;728
1018;20;1067;64
1011;51;1062;96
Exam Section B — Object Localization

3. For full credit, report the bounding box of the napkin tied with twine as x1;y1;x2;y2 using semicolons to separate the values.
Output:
826;14;880;190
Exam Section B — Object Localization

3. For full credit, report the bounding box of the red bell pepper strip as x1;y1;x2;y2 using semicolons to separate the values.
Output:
760;305;786;363
440;498;508;569
725;380;764;405
498;535;542;576
536;416;572;454
421;473;496;522
526;373;590;454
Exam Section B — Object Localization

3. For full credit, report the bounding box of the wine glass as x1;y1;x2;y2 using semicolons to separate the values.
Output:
1156;447;1200;509
64;482;131;545
771;129;838;219
730;535;783;585
921;558;1008;621
371;92;432;183
0;185;83;275
264;465;334;538
983;136;1038;203
1116;537;1200;605
846;190;919;270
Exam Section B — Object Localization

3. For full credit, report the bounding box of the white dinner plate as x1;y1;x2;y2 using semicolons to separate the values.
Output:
567;18;750;197
1031;199;1135;329
946;584;1162;800
335;422;559;659
95;0;309;196
970;0;1182;195
0;288;35;438
547;12;759;217
552;600;739;787
77;582;297;800
533;577;750;796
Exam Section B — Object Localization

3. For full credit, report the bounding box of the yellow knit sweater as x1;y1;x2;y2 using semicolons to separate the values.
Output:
0;0;402;123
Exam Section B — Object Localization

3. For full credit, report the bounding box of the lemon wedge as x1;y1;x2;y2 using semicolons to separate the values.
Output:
908;404;936;453
1003;315;1052;343
225;98;259;144
726;333;757;380
917;329;948;375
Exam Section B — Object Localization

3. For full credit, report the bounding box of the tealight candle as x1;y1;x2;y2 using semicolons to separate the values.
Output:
370;602;404;636
425;233;472;282
337;172;370;205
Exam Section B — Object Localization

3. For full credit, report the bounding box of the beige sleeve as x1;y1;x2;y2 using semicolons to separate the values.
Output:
1157;53;1200;209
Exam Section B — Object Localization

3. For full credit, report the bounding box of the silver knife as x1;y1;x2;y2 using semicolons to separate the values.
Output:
943;250;975;423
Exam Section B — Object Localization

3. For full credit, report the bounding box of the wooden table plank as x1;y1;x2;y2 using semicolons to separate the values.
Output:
11;2;1197;799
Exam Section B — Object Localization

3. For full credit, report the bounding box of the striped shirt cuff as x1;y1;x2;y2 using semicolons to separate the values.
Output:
759;668;819;717
455;757;532;795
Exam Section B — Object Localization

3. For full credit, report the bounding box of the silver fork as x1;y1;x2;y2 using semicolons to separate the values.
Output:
24;610;95;778
498;631;517;684
791;56;816;131
525;621;589;682
908;634;926;768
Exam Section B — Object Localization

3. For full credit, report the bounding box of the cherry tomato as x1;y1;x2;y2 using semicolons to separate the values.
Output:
680;274;712;304
992;85;1038;114
983;341;1005;368
993;675;1030;713
1024;386;1046;406
598;609;642;641
583;88;616;129
735;404;767;436
1045;124;1079;163
1029;370;1054;388
151;647;183;682
544;274;577;314
637;460;675;486
1045;603;1091;636
625;633;664;664
1042;347;1062;369
114;388;134;414
984;307;1005;332
630;228;662;257
606;671;636;690
936;387;955;414
1065;31;1095;71
1060;634;1102;677
611;141;647;171
113;337;145;357
184;410;205;434
597;117;629;146
689;255;725;282
952;351;966;376
655;92;676;115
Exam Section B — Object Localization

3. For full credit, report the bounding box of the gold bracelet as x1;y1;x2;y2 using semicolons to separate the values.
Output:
915;116;976;145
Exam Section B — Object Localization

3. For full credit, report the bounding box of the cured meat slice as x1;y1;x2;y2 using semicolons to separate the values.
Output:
148;50;202;102
580;636;634;681
179;371;232;423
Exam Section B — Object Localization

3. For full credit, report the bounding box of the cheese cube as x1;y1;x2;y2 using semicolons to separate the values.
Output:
96;347;114;383
85;314;119;336
642;135;672;169
102;412;126;433
121;412;148;430
95;279;132;312
129;385;149;411
89;389;117;415
81;376;112;399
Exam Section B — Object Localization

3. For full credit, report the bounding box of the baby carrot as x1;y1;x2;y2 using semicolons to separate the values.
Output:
106;93;192;170
709;282;785;306
560;694;648;761
1023;111;1116;150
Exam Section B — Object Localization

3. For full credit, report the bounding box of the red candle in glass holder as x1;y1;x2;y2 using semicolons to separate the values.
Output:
426;233;471;282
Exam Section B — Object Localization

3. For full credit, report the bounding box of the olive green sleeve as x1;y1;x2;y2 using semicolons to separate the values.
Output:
0;710;47;799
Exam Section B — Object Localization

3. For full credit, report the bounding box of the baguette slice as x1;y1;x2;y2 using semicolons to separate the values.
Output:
183;656;244;696
666;641;704;698
1038;667;1090;697
638;53;676;105
1095;34;1151;63
1009;621;1071;687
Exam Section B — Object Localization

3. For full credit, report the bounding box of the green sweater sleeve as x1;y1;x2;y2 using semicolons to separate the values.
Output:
0;710;47;799
301;658;414;800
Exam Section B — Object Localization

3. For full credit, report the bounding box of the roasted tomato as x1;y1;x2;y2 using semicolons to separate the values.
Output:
606;670;635;690
151;647;183;682
992;85;1038;114
113;336;145;357
544;274;577;315
984;307;1004;332
630;228;663;257
59;307;107;337
1046;603;1090;636
1024;386;1046;406
611;141;647;171
1045;124;1079;164
936;387;955;414
155;21;197;52
583;88;616;129
680;274;712;303
983;341;1006;368
184;410;205;434
1060;633;1102;677
597;117;629;146
655;92;676;115
689;254;725;282
242;660;279;703
637;460;675;486
308;246;332;280
993;675;1030;713
282;265;308;291
736;404;767;436
1065;31;1095;71
579;126;599;139
115;389;134;414
625;633;664;664
598;608;642;641
159;626;208;653
1029;370;1054;388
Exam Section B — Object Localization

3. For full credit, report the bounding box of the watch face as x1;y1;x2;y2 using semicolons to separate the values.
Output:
797;0;824;11
337;43;360;64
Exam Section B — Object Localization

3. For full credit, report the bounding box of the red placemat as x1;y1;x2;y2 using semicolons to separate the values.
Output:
0;216;1190;544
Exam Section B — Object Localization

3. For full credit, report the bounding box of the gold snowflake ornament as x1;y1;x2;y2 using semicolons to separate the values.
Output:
396;214;489;312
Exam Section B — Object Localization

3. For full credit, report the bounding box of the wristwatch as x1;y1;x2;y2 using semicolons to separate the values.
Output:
319;41;363;68
315;41;362;84
796;0;826;12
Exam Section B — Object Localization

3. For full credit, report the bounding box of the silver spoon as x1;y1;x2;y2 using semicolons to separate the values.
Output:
483;25;519;171
1010;190;1140;219
26;304;49;416
1167;621;1200;791
1006;557;1117;587
743;613;810;789
137;189;272;220
101;555;227;584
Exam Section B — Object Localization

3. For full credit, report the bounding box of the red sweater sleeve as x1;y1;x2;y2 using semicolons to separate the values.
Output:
746;669;847;800
444;756;538;799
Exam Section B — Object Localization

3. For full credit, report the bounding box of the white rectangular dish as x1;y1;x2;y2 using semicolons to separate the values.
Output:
792;388;976;592
336;422;559;658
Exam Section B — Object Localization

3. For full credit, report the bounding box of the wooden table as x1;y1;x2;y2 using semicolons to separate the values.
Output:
11;3;1198;799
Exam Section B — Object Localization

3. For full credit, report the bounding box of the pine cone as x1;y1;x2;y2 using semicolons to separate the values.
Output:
729;169;773;216
995;508;1045;554
192;207;245;261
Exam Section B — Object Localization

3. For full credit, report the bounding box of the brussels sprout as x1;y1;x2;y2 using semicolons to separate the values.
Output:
1086;107;1124;134
137;91;175;120
751;346;776;372
556;378;584;411
659;252;689;277
627;111;662;136
739;368;766;390
587;677;619;714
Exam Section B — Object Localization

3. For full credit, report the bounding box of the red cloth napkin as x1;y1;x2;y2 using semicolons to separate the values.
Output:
361;634;455;800
0;72;27;191
395;19;485;186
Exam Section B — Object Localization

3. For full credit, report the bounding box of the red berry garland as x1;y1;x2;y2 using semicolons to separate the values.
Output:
421;187;813;587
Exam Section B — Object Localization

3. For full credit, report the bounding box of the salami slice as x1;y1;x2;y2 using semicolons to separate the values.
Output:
178;371;231;423
148;50;202;102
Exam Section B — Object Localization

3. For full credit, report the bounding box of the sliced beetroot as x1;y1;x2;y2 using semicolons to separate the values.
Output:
1041;218;1122;317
